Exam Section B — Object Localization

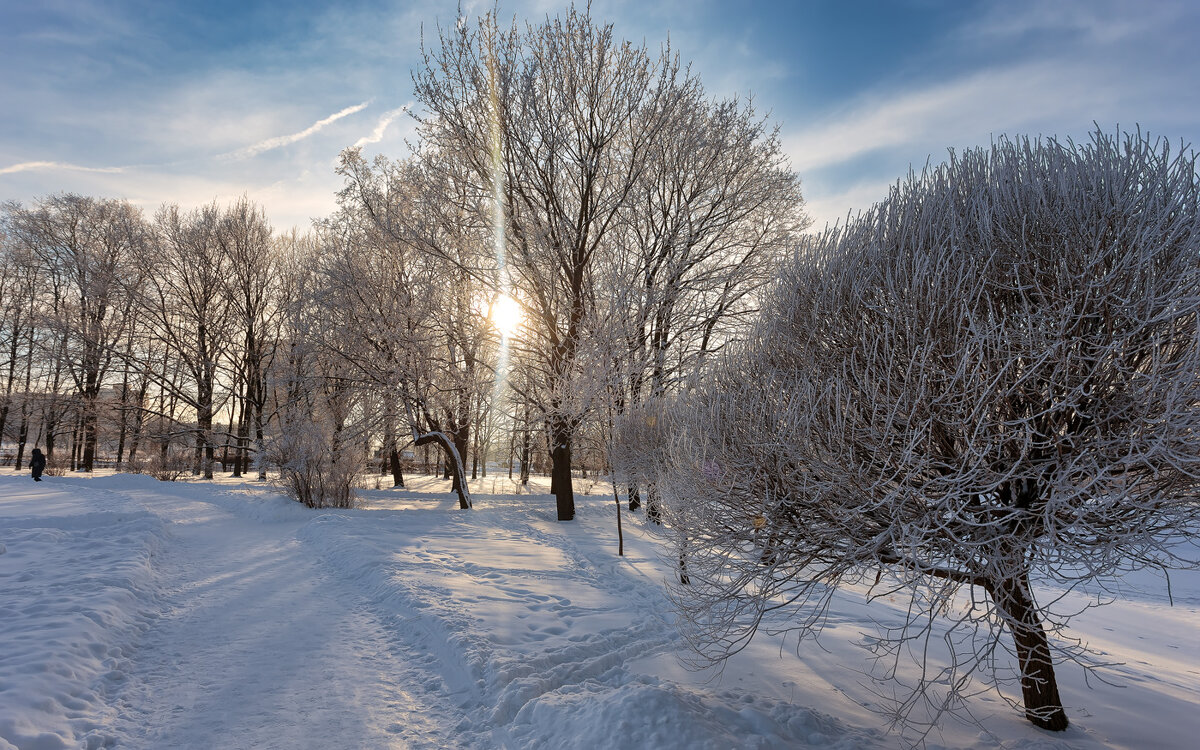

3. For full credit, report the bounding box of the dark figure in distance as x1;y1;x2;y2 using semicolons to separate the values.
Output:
30;448;46;481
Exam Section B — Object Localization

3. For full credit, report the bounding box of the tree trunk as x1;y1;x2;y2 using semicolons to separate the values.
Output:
81;371;99;471
646;483;663;524
519;428;531;485
232;382;247;477
389;447;405;488
71;412;81;471
115;368;130;467
987;574;1069;731
44;411;58;461
15;411;29;470
127;382;146;466
628;483;642;511
453;425;469;492
254;401;267;481
414;432;471;509
550;419;575;521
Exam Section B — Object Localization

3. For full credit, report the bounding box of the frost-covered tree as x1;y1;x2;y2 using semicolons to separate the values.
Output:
267;232;365;508
650;130;1200;732
325;150;492;510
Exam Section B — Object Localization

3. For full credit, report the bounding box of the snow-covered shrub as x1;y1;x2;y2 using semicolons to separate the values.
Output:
611;398;674;521
267;415;360;509
129;451;191;482
651;129;1200;734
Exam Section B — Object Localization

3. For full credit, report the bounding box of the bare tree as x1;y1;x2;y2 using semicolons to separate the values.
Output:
414;7;687;520
649;130;1200;733
328;146;501;508
267;234;365;508
219;197;279;480
601;85;806;518
140;202;234;479
7;195;146;471
0;221;40;454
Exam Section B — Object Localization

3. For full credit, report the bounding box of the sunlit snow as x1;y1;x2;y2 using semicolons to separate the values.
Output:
0;471;1196;749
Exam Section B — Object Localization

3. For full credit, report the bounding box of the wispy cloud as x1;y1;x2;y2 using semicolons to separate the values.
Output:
0;160;126;176
227;101;371;160
353;105;410;147
782;62;1101;176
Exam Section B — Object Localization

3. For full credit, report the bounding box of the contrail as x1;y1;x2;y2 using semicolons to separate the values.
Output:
0;160;125;175
230;101;371;159
353;105;409;148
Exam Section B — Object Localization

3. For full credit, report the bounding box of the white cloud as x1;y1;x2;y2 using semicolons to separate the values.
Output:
802;179;896;232
227;101;372;160
353;105;410;148
0;160;125;176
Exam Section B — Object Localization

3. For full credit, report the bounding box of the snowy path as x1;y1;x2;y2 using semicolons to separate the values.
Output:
4;471;1197;749
104;481;462;749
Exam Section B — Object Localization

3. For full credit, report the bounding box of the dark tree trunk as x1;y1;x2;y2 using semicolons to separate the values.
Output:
115;370;129;467
232;382;247;477
550;419;574;521
628;483;641;511
389;448;405;488
0;400;10;455
45;412;58;460
71;412;81;471
127;383;146;466
115;403;127;467
519;428;531;485
987;574;1068;731
16;408;30;470
81;370;99;471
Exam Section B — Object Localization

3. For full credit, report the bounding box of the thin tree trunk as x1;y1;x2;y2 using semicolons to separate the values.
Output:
519;428;530;485
15;409;29;470
127;380;147;466
414;432;471;509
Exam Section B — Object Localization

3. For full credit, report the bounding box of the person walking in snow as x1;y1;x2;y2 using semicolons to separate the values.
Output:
30;448;46;481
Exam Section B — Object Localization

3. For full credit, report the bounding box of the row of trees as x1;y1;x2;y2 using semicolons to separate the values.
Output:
0;195;277;478
0;9;806;514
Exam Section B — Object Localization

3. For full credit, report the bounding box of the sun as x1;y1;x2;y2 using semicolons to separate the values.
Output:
491;295;523;337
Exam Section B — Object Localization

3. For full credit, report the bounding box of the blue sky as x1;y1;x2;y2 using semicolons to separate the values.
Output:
2;0;1199;231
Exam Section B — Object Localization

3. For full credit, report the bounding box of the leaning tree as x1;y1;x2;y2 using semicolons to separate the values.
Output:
651;129;1200;733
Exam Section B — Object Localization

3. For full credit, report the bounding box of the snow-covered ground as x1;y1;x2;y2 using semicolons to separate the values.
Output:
1;470;1196;749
